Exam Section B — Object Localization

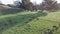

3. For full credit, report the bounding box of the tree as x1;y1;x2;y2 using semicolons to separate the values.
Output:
22;0;30;5
21;0;33;10
41;0;58;11
14;0;34;11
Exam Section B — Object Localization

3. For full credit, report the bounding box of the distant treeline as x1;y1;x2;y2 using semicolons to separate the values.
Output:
13;0;59;11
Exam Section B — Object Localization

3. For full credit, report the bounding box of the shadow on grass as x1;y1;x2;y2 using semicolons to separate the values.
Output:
0;8;24;15
0;12;47;33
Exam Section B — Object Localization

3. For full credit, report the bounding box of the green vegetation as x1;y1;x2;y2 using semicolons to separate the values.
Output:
0;10;60;34
0;5;24;15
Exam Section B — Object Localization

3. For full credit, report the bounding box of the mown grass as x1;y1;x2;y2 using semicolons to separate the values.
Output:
0;11;60;34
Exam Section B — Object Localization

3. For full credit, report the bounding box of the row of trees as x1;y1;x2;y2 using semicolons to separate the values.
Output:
0;0;59;11
14;0;59;11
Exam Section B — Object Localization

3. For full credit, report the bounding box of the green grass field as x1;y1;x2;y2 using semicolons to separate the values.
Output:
0;10;60;34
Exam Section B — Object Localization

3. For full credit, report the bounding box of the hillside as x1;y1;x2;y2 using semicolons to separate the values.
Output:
0;10;60;34
0;5;24;15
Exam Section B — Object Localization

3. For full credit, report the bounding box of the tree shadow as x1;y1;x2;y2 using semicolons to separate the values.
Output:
0;12;47;33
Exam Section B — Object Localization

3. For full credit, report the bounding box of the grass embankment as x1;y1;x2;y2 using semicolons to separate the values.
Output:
0;11;60;34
